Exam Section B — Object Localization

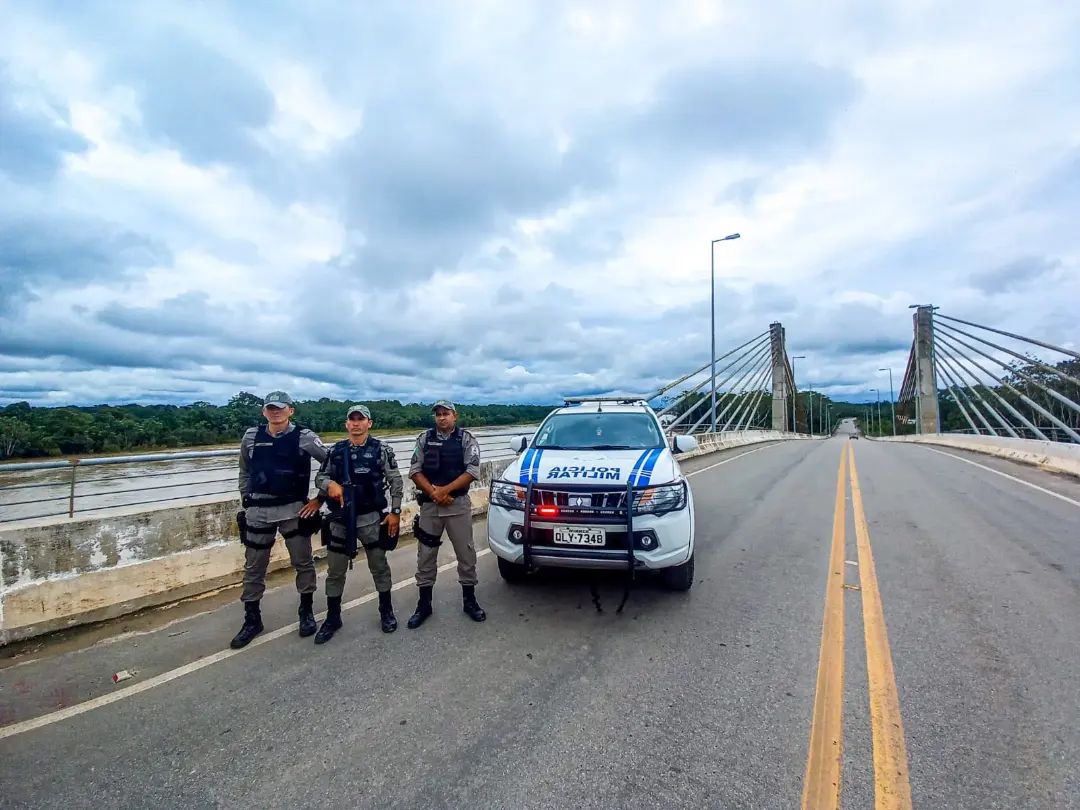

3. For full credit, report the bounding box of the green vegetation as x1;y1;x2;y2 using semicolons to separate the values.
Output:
0;393;554;461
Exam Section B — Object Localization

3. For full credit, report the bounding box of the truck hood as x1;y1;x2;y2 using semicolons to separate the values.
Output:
503;447;677;487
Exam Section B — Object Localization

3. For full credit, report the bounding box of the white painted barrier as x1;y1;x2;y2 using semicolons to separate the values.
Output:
880;434;1080;477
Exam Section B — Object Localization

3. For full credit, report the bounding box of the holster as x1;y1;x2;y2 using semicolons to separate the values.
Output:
297;512;322;537
412;514;443;548
321;512;359;559
236;510;247;544
379;521;400;552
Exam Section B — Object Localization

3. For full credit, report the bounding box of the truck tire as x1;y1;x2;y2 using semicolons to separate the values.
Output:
662;553;695;591
497;557;528;584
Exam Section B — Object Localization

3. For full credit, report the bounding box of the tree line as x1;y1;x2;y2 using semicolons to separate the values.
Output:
0;393;555;460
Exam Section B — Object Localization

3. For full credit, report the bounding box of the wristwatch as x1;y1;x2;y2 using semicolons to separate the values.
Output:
391;507;401;515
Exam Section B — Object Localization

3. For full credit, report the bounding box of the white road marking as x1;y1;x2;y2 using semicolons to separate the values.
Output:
0;551;491;740
685;443;782;477
922;447;1080;509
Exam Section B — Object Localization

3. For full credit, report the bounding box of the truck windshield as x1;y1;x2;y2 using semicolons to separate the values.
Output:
533;412;664;450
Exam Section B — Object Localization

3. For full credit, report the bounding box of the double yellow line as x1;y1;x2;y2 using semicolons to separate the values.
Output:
801;442;912;810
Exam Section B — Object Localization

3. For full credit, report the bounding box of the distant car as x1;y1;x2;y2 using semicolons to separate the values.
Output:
850;434;859;440
488;398;699;590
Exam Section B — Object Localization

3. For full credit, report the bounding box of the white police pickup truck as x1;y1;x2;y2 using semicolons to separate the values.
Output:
487;398;699;590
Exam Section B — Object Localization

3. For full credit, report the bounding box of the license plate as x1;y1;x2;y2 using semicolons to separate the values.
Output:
553;526;606;546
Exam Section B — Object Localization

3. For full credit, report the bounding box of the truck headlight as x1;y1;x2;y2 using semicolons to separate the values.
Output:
490;480;526;511
633;481;687;516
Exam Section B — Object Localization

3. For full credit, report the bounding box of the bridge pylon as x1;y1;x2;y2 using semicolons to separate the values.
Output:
913;305;940;434
770;322;790;432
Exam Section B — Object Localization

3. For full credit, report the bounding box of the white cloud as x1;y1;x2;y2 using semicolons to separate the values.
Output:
1;0;1078;407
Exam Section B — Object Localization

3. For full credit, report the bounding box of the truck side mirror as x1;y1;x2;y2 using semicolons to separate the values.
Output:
672;434;698;454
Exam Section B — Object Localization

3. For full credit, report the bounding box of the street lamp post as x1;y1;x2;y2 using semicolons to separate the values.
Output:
710;234;741;431
873;388;881;435
790;355;805;433
879;367;896;436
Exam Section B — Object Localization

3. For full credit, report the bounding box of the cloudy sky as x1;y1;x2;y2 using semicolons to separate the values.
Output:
1;1;1078;408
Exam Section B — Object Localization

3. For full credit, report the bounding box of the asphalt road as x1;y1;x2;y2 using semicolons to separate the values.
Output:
1;426;1078;809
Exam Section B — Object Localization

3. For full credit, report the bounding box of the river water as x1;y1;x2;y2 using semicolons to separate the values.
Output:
0;425;536;524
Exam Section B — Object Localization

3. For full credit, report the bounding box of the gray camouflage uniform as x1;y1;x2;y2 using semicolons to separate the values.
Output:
238;423;328;602
315;440;403;597
409;428;482;587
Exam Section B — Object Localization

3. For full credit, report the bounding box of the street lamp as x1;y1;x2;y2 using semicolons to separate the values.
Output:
791;355;805;433
873;387;881;435
879;367;896;436
710;233;741;431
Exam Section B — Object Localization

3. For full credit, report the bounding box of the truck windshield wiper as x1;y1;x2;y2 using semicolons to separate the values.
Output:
589;444;637;450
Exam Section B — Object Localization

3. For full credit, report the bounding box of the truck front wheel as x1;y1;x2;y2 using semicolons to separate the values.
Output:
498;557;528;584
661;553;695;591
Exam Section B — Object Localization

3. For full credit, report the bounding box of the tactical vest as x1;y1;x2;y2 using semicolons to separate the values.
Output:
248;424;311;506
418;428;470;502
328;438;388;515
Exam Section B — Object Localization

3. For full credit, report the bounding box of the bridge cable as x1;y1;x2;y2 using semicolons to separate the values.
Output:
936;314;1080;361
936;344;1019;438
707;350;772;434
936;338;1031;438
723;361;772;432
663;338;771;429
649;331;770;405
934;351;993;434
937;322;1080;422
936;329;1080;443
936;332;1056;441
685;343;772;433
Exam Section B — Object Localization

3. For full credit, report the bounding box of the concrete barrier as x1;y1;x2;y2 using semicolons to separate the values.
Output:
0;459;512;646
879;434;1080;478
675;429;808;461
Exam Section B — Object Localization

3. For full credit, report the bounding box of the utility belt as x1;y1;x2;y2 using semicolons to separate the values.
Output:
320;512;399;558
236;510;321;549
415;486;469;505
242;492;309;509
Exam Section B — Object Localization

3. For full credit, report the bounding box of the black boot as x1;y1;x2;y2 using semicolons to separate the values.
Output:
407;586;433;629
462;585;487;622
230;601;264;649
298;592;317;638
378;591;398;633
314;596;342;644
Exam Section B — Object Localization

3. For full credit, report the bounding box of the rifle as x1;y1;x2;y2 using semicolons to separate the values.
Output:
339;443;359;559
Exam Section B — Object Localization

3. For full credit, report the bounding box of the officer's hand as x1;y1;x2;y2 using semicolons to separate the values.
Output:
298;498;321;519
382;513;400;537
326;481;345;505
430;485;454;506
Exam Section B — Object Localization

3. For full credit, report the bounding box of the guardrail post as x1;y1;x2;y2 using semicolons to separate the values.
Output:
68;459;80;518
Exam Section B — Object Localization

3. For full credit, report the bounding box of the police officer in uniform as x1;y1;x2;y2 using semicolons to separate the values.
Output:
233;391;328;648
406;400;487;628
312;404;403;643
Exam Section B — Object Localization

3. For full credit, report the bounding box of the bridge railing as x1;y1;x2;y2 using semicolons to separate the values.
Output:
0;426;538;525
